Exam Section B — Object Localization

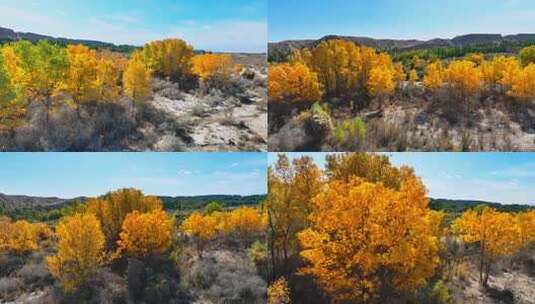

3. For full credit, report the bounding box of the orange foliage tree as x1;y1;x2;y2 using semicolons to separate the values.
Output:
181;211;217;257
192;53;234;84
507;63;535;100
46;213;105;293
298;164;442;302
452;206;521;286
86;188;163;248
0;218;39;254
268;62;323;104
117;209;175;258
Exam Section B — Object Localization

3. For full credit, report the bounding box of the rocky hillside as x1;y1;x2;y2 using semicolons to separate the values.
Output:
269;33;535;55
0;193;76;210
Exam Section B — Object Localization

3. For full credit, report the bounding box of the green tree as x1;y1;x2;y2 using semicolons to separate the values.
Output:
519;45;535;66
204;201;224;215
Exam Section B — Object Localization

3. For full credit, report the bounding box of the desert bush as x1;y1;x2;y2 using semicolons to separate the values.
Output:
0;277;22;300
17;262;52;286
331;117;367;151
183;252;266;303
430;280;452;304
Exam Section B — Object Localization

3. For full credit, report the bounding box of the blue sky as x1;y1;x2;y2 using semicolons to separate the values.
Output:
268;153;535;205
0;0;266;52
269;0;535;42
0;153;267;198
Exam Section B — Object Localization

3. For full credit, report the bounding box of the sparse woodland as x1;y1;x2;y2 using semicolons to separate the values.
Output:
268;40;535;151
0;38;267;152
266;153;535;304
0;188;268;303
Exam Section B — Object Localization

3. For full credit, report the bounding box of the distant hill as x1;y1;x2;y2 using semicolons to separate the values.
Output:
268;33;535;61
0;26;138;53
0;192;266;213
429;198;534;214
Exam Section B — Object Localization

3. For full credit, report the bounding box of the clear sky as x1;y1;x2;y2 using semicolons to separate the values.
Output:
268;153;535;205
0;153;267;198
0;0;267;52
269;0;535;42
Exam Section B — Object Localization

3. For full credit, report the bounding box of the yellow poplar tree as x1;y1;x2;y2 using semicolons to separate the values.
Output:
507;63;535;100
192;53;234;83
453;207;521;286
123;51;152;102
268;62;323;103
423;61;443;91
181;211;218;257
86;188;163;249
46;213;105;293
298;174;442;302
444;60;482;100
60;44;99;115
117;209;175;258
142;38;193;80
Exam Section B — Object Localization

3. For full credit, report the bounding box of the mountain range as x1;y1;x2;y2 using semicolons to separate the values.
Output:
0;26;142;53
268;33;535;55
1;193;532;213
0;193;266;211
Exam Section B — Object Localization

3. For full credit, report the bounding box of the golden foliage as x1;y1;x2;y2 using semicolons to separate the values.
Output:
46;213;105;293
123;51;152;102
367;66;395;97
94;57;121;101
227;206;266;241
444;60;482;99
517;210;535;248
507;63;535;100
192;54;234;81
268;277;291;304
393;63;406;83
117;209;175;258
0;219;39;254
142;38;193;79
267;154;323;275
298;174;442;302
293;39;396;100
423;61;443;90
268;62;323;103
59;44;99;106
409;69;419;83
453;207;522;285
86;188;163;248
